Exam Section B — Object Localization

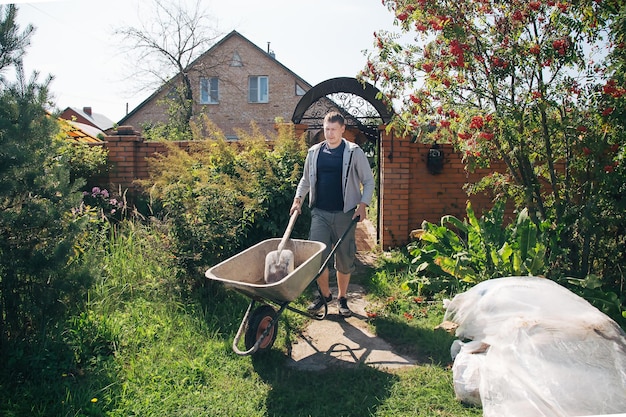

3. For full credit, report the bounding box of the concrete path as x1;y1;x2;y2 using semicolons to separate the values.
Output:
284;219;418;371
285;284;418;371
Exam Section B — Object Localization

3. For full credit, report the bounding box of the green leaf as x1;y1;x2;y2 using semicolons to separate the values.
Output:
415;261;429;272
489;246;501;267
512;252;522;275
497;242;513;267
441;215;467;234
531;244;546;274
420;231;440;243
437;254;478;283
465;201;480;232
567;274;603;290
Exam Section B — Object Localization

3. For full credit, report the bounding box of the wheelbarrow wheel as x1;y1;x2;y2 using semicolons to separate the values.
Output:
244;305;278;353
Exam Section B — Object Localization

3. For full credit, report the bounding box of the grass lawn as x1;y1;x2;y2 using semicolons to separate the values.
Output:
0;222;482;417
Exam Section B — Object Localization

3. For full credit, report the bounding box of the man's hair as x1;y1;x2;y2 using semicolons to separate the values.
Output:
324;111;345;126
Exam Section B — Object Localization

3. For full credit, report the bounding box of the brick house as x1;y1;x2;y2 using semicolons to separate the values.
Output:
118;30;312;139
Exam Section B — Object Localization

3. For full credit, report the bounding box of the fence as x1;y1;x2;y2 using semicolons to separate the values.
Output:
95;125;508;249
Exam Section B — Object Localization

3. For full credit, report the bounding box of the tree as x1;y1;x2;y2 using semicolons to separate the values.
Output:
0;5;32;82
115;0;221;136
360;1;625;283
0;5;86;348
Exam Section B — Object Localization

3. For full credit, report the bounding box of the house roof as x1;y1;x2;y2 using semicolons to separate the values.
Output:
61;106;115;131
58;117;104;143
117;30;312;126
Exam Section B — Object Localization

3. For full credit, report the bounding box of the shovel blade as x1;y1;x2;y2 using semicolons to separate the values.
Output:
264;249;294;283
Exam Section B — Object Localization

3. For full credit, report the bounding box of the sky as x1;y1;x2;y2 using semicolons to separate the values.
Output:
6;0;400;123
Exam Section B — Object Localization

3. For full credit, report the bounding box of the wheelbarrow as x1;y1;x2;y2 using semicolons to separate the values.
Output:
205;217;358;356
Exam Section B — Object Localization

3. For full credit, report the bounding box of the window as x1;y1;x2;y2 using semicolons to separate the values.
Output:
200;77;219;104
230;51;243;67
166;86;177;100
249;76;268;103
295;83;306;96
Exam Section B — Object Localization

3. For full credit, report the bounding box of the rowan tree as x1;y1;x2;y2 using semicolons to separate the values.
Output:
360;0;625;282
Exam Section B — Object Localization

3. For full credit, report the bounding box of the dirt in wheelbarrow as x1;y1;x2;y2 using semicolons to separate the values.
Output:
285;219;419;372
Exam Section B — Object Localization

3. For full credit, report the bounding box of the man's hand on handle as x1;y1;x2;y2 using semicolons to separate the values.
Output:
354;203;367;222
290;197;302;216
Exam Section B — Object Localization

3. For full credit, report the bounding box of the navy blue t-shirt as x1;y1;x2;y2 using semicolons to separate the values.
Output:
314;141;345;211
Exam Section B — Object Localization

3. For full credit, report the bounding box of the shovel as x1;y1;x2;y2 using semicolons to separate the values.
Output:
264;211;299;283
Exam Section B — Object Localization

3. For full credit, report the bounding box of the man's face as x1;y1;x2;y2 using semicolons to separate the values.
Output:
323;121;345;146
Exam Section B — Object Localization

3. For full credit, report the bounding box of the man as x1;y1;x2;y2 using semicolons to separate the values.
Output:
290;111;375;317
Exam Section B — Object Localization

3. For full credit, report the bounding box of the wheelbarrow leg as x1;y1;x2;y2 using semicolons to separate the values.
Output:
232;299;257;355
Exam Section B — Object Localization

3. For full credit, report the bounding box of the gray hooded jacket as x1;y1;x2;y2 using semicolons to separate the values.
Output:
295;138;375;213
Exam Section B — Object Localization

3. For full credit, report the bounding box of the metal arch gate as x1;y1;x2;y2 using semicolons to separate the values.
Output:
291;77;393;245
291;77;393;139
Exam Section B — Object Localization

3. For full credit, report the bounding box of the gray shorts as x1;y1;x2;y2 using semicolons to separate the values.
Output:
309;208;357;274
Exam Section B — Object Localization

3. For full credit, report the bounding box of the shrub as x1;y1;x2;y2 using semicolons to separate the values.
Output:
139;117;308;271
407;201;550;291
405;201;625;327
55;134;108;184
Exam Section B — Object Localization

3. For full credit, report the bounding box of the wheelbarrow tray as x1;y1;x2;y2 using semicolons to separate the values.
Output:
205;238;326;303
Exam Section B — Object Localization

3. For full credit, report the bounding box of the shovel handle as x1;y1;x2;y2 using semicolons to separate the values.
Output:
276;210;299;253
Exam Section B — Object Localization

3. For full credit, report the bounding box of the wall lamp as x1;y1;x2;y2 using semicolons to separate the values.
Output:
426;143;444;175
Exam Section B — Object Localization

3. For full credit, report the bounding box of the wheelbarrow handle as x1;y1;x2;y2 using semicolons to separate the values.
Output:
307;216;360;319
315;215;360;280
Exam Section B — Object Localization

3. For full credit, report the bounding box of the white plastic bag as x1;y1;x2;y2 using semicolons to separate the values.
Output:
450;340;487;406
443;276;626;417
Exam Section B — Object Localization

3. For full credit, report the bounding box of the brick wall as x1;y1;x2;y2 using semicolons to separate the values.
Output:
378;128;509;248
96;126;192;197
97;125;507;250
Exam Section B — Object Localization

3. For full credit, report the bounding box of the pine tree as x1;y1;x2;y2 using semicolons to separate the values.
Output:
0;5;85;348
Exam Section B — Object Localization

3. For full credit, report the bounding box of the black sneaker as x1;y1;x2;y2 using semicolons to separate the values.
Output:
307;293;332;312
338;297;352;317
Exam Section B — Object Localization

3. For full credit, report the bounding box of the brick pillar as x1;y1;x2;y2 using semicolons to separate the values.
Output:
103;126;143;199
292;123;308;138
379;129;411;249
